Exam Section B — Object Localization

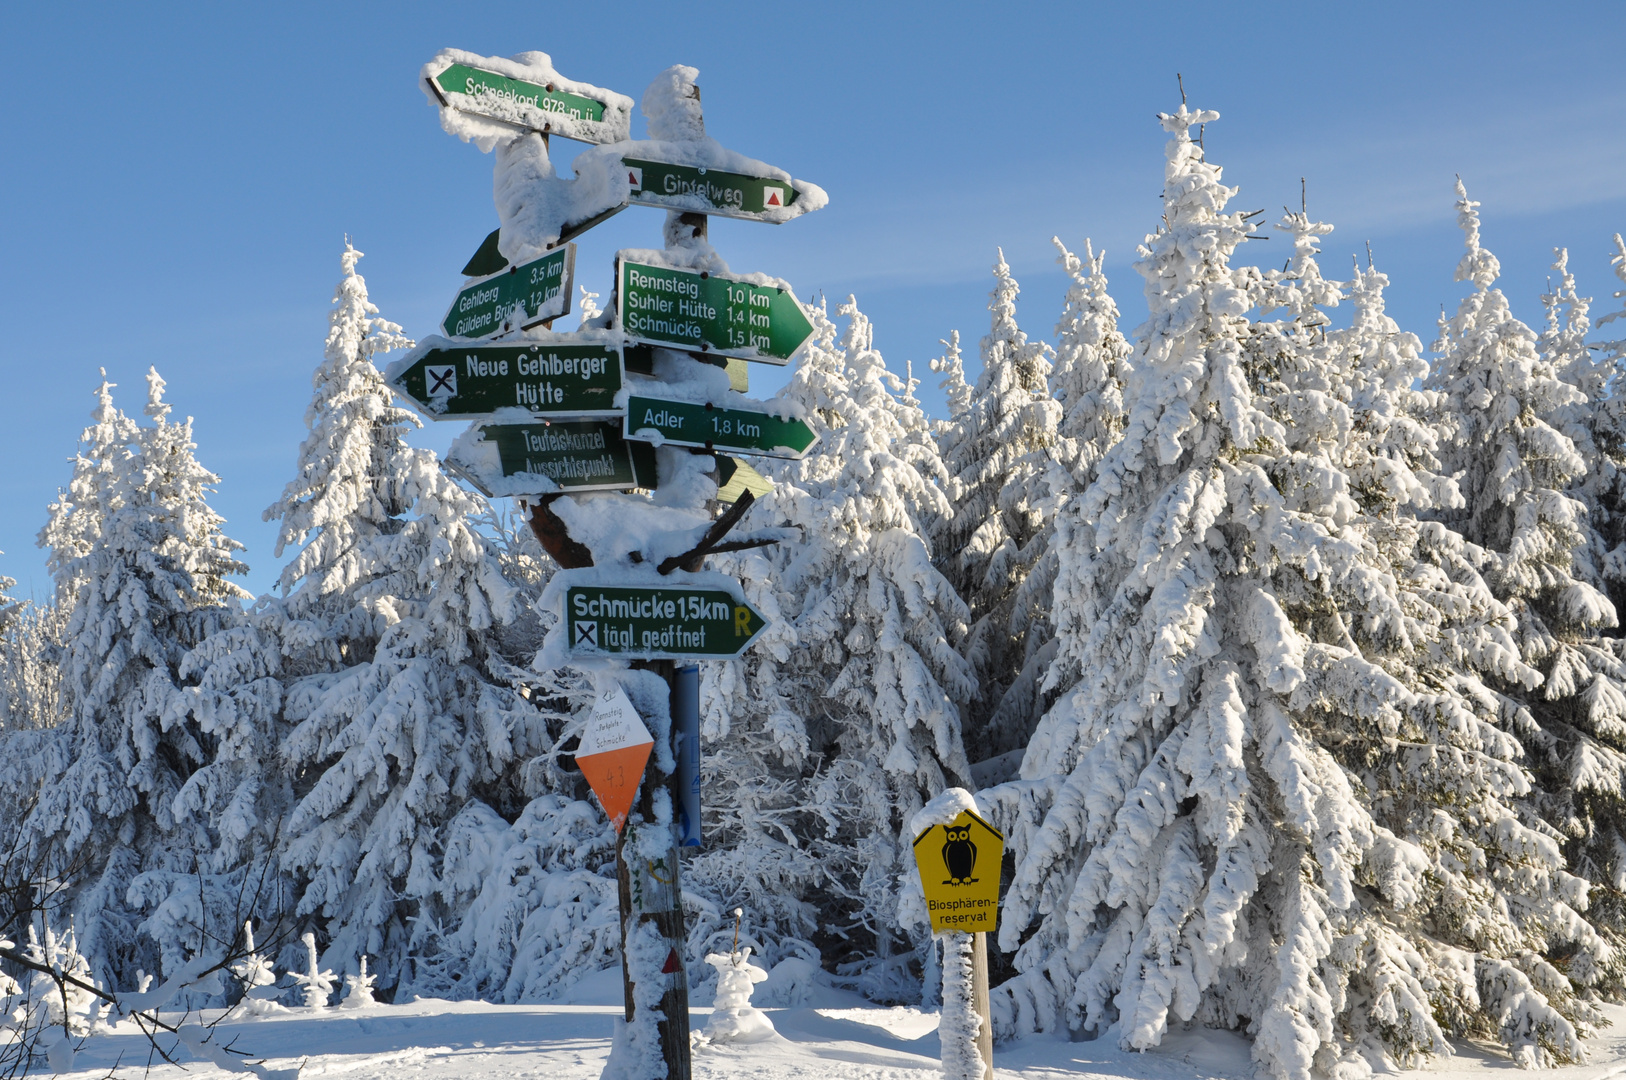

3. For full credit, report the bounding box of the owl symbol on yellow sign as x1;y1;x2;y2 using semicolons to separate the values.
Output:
942;824;977;884
913;809;1003;935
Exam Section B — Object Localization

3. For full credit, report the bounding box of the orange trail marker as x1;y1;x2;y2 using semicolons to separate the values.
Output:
577;683;655;832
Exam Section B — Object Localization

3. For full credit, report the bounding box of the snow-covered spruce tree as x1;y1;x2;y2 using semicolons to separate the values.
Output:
764;296;975;999
21;369;250;987
684;542;826;982
1593;234;1626;606
37;372;140;618
930;330;974;440
981;106;1608;1075
1428;186;1626;948
262;243;554;993
0;568;18;635
935;253;1061;760
1543;248;1626;604
261;241;416;674
0;373;135;816
1050;237;1131;484
0;597;66;735
398;513;608;1006
1015;239;1134;744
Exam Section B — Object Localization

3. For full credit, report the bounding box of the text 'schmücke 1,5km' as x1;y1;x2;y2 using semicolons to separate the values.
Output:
565;583;768;660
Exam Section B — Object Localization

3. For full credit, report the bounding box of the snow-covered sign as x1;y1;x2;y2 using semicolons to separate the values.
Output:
620;157;814;223
422;49;633;145
624;394;817;459
912;810;1003;935
565;581;768;660
715;455;773;504
616;256;813;364
387;335;622;420
576;682;654;832
444;419;657;497
441;245;575;340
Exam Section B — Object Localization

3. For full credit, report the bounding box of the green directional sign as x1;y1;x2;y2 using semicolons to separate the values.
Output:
623;158;802;222
565;583;768;660
449;420;657;497
428;62;629;144
625;395;817;459
617;259;814;365
389;338;621;420
443;245;575;340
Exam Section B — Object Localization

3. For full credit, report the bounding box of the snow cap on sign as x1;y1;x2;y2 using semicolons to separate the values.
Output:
642;65;705;142
909;787;981;841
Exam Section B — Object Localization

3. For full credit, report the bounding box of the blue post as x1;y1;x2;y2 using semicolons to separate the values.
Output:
672;664;702;847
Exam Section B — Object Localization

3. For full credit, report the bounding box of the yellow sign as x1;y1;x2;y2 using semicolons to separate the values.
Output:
912;810;1003;934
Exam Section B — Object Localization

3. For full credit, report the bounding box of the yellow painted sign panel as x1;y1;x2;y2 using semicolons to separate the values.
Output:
912;810;1003;934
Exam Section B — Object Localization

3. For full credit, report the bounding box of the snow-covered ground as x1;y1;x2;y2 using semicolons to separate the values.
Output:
47;971;1626;1080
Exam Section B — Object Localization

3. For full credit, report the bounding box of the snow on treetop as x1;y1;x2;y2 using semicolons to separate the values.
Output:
422;48;633;149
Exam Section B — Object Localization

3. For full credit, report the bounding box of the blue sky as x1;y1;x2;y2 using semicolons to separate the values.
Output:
3;1;1625;600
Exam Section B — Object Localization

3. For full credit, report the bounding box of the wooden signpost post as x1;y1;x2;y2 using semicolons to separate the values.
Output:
914;805;1003;1080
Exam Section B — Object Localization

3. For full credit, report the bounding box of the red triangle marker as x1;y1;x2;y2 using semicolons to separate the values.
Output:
662;948;682;974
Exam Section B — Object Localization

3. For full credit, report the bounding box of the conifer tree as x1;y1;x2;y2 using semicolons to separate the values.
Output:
765;297;975;997
1549;243;1626;618
0;568;18;635
259;243;551;989
1426;187;1626;956
0;598;66;734
984;106;1606;1077
261;240;417;672
1050;237;1131;484
935;254;1060;758
1020;239;1133;744
23;370;249;986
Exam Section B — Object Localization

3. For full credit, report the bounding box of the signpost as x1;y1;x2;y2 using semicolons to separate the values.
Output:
913;805;1002;1080
576;683;655;833
716;456;773;505
564;583;767;660
388;337;622;420
914;810;1003;936
425;54;828;1080
424;56;632;144
442;245;575;339
447;420;657;497
617;258;814;364
622;158;802;222
624;394;817;458
672;665;701;848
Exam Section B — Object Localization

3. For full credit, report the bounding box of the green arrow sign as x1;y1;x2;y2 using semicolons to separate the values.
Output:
625;395;817;459
389;337;622;420
447;419;657;497
617;258;813;364
427;62;630;144
443;245;575;340
565;583;768;660
622;158;803;222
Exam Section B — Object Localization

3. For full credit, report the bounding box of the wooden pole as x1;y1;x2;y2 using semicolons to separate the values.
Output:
971;932;993;1080
614;659;692;1080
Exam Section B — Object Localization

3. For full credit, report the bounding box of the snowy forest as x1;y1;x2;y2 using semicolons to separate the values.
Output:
6;96;1626;1080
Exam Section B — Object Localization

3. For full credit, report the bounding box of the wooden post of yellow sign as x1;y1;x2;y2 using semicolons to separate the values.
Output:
912;800;1002;1080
